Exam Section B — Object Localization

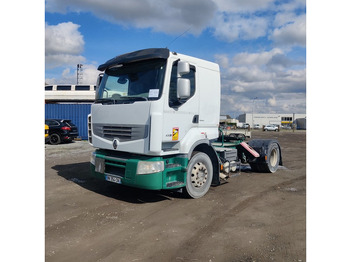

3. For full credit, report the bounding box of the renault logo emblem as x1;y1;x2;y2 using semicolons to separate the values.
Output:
113;139;118;149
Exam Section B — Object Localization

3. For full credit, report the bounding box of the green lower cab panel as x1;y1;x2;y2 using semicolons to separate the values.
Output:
90;151;188;191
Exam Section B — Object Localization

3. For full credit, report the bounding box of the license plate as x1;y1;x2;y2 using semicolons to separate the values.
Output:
105;174;122;184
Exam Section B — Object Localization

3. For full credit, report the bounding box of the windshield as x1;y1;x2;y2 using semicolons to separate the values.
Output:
96;59;166;103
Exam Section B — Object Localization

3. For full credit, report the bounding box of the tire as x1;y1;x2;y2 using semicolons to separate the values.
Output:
266;142;280;172
250;142;280;173
49;133;61;145
184;152;213;199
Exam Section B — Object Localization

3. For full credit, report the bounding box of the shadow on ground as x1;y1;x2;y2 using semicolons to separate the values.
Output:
51;161;268;204
51;162;186;204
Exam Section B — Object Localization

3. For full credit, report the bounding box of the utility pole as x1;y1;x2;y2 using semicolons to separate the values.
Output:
252;97;258;127
77;64;83;85
293;112;295;132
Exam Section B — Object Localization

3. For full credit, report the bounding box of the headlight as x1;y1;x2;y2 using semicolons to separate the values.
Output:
137;161;164;175
90;152;96;165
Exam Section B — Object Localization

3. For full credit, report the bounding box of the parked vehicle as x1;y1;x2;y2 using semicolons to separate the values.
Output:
89;48;282;198
281;125;292;130
242;123;250;129
45;119;79;145
220;127;251;139
253;124;261;129
45;124;50;144
264;124;279;131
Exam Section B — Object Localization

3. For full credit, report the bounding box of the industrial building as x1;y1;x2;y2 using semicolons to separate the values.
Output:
45;85;307;141
237;113;306;129
45;84;96;103
45;85;95;140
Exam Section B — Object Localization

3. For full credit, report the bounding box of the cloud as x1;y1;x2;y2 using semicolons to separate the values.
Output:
232;85;245;93
275;0;306;13
214;54;230;69
211;0;305;45
232;48;305;73
45;22;100;84
45;22;85;68
233;48;283;66
270;14;306;47
45;0;306;113
45;0;217;35
45;54;86;69
45;0;306;48
212;13;269;42
268;96;277;106
214;0;275;13
218;49;306;116
227;66;275;83
45;64;100;85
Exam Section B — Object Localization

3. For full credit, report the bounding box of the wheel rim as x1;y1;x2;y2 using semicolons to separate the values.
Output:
269;148;278;167
50;134;59;144
191;162;208;188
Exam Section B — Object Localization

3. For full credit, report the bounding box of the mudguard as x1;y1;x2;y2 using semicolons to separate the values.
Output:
238;139;283;173
247;139;282;165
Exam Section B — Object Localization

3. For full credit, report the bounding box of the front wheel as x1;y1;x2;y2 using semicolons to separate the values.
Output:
184;152;213;199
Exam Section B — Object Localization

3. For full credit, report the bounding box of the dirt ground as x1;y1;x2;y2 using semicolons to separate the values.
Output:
45;130;306;262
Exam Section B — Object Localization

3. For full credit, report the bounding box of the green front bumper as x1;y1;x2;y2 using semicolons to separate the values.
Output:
90;150;188;190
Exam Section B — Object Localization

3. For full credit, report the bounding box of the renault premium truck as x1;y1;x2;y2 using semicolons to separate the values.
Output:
89;48;282;198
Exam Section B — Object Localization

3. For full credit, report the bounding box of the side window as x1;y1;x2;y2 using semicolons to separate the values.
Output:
46;120;58;126
75;85;90;91
57;85;72;91
169;62;196;107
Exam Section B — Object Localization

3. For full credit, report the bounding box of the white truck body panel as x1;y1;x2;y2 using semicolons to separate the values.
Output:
91;102;151;154
90;49;221;156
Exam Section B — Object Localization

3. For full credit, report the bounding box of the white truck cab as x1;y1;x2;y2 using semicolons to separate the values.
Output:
89;48;282;198
90;48;220;155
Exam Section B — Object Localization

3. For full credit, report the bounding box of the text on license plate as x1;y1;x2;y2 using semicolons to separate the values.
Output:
105;174;122;184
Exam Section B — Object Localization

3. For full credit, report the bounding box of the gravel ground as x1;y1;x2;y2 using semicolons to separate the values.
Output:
45;130;306;262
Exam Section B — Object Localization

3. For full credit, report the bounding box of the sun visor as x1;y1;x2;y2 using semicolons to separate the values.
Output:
98;48;170;71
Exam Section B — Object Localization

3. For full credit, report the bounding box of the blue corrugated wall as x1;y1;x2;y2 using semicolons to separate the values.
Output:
45;104;92;140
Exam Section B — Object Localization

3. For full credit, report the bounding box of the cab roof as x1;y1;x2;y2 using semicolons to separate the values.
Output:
98;48;170;71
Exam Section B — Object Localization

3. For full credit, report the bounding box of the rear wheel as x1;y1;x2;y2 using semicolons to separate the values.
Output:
49;133;61;145
185;152;213;198
250;142;280;173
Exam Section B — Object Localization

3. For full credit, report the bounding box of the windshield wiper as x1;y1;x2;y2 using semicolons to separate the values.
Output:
121;96;148;101
95;98;116;104
95;96;148;105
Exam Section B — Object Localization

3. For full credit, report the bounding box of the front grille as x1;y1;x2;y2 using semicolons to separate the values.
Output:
103;126;132;140
93;124;148;141
105;159;126;177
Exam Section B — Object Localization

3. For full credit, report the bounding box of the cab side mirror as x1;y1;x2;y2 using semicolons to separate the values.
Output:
95;73;104;99
96;73;104;89
176;61;191;103
177;78;190;100
177;61;190;77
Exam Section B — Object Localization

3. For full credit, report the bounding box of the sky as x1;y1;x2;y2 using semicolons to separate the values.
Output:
45;0;306;118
